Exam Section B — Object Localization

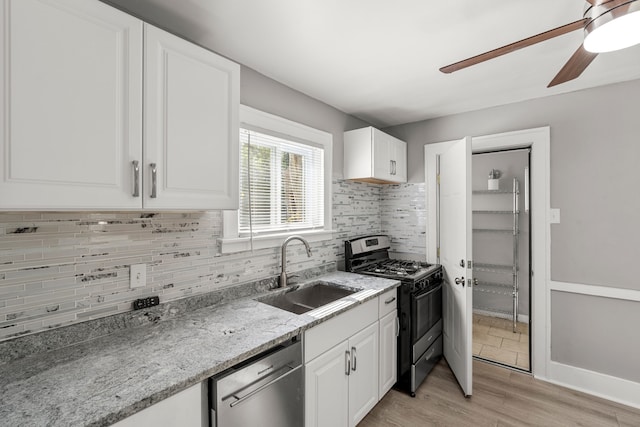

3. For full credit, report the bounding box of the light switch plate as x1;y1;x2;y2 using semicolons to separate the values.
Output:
550;208;561;224
130;264;146;289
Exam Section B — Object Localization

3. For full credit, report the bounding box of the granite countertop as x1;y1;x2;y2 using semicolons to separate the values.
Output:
0;271;399;427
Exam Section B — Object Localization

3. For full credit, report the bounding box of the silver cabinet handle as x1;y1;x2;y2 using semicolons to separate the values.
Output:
385;296;396;304
392;160;397;175
149;163;157;198
395;316;400;337
390;160;393;175
345;350;351;376
132;160;140;197
351;346;357;372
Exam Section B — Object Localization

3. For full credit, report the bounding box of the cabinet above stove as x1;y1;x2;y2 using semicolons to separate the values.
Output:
344;127;407;184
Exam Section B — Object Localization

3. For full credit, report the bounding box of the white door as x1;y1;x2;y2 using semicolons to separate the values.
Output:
0;0;143;210
144;24;239;210
425;137;473;396
348;322;379;427
305;341;349;427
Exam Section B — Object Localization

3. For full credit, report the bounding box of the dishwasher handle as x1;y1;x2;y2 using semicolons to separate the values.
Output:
228;363;297;408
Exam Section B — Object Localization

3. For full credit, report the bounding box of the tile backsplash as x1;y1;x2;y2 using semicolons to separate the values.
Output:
0;179;425;341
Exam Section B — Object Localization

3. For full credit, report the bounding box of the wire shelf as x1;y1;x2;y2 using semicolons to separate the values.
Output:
475;280;512;288
473;189;518;194
473;287;512;296
473;210;520;214
473;228;514;233
474;262;517;273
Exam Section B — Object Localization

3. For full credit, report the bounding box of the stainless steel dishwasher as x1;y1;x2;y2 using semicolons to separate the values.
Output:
209;337;303;427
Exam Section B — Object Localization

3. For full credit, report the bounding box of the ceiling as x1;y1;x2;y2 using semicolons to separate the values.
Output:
106;0;640;127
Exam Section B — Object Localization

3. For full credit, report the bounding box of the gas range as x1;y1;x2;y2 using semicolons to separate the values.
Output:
345;235;442;292
344;234;443;396
353;259;439;282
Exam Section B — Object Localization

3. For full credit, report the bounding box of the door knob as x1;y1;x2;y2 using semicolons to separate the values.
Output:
454;277;465;286
473;278;478;286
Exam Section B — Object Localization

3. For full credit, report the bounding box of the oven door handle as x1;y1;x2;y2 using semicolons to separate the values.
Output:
413;283;442;301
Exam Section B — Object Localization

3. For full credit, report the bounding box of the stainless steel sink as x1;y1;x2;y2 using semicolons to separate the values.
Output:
257;282;359;314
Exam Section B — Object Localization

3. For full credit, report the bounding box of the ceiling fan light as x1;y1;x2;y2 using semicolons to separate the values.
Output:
584;3;640;53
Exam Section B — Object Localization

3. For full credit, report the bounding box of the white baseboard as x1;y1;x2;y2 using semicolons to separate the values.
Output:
473;308;529;324
544;360;640;410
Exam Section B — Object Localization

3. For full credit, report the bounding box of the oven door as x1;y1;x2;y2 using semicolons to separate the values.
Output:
411;283;442;343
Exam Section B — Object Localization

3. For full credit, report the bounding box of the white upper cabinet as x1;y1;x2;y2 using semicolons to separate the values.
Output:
0;0;239;211
344;127;407;184
143;25;239;210
0;0;143;209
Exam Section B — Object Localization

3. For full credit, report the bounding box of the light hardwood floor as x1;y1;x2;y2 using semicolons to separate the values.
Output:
359;359;640;426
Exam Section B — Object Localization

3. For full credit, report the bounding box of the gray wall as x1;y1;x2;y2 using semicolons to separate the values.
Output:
551;291;640;383
385;78;640;290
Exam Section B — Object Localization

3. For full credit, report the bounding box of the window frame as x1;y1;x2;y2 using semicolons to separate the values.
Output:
220;105;333;253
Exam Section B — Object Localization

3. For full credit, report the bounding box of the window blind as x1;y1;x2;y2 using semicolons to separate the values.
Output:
239;128;324;236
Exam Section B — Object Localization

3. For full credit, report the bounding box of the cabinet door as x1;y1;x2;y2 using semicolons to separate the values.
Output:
348;322;379;427
378;311;398;398
0;0;143;210
372;128;393;182
144;24;239;210
111;383;203;427
305;341;350;427
391;138;407;182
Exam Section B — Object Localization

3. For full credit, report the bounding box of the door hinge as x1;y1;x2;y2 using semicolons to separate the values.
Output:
437;247;440;258
467;260;473;269
436;174;440;185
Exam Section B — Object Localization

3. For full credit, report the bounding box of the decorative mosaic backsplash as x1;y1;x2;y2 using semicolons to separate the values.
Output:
381;183;427;257
0;180;425;341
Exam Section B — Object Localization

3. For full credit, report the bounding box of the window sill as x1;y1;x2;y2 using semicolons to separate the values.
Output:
218;229;335;254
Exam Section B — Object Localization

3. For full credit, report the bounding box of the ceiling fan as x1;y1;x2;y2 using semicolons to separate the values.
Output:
440;0;640;87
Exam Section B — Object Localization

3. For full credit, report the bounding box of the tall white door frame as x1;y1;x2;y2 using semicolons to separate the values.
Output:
425;126;550;378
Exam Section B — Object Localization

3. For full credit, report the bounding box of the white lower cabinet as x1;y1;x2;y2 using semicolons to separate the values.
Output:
304;290;399;427
111;383;205;427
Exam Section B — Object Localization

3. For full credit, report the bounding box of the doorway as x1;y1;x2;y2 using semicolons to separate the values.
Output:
424;127;550;393
471;149;530;371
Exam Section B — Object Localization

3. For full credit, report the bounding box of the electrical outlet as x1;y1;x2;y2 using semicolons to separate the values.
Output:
132;296;160;310
130;264;146;289
550;208;561;224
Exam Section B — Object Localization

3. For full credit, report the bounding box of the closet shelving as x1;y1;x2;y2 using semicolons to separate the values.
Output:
472;178;520;332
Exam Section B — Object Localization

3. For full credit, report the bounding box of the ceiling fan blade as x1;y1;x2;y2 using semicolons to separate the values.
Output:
547;45;598;87
584;0;616;5
440;18;589;74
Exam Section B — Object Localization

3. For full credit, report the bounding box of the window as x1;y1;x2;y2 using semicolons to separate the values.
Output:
220;105;333;253
239;129;324;235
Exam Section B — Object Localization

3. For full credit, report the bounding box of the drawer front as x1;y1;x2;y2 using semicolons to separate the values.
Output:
304;298;377;362
411;335;442;392
412;318;442;363
378;288;398;318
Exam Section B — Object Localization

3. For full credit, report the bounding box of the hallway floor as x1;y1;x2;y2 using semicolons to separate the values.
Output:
473;312;529;370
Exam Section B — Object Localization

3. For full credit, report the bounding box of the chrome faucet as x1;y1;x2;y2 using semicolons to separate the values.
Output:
280;235;312;288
